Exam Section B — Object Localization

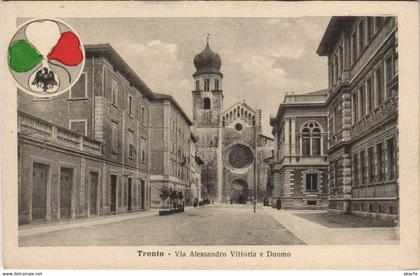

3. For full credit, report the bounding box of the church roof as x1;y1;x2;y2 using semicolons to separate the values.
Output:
222;100;256;116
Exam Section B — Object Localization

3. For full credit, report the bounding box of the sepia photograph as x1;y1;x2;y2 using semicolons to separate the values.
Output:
1;1;419;270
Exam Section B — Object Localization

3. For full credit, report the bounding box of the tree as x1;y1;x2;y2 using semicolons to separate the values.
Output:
177;191;184;207
170;190;178;209
158;186;170;210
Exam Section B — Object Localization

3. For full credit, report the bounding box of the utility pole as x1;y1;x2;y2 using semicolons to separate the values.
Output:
253;110;261;213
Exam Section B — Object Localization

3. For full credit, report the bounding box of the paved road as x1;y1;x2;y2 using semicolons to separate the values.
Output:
19;205;304;246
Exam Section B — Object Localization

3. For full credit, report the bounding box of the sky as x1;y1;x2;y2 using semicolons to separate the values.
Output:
63;17;331;136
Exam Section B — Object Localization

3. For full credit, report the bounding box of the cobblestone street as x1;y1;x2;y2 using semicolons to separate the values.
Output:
19;205;304;246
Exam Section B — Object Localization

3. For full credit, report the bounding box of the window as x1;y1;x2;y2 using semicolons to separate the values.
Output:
204;79;210;91
358;20;365;53
387;138;395;180
195;80;200;91
366;77;374;114
359;85;366;118
328;62;333;89
351;32;357;64
375;17;385;31
111;121;118;152
69;120;87;136
360;150;366;185
214;79;219;90
70;72;87;98
338;45;344;78
312;128;321;156
128;130;135;159
376;143;383;181
300;122;322;156
352;92;358;124
141;137;146;162
394;54;398;75
334;54;338;84
128;95;134;116
334;160;339;188
141;106;145;124
375;67;384;106
302;128;310;156
334;104;339;135
235;123;243;131
353;153;359;186
306;174;317;190
385;56;394;98
111;80;118;106
367;17;375;41
368;147;374;183
203;97;211;109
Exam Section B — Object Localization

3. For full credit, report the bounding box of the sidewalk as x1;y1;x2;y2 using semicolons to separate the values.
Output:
263;207;399;245
19;209;159;237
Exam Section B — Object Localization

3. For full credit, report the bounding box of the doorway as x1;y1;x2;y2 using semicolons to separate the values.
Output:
32;163;49;221
128;178;133;211
110;175;117;214
140;180;145;210
60;167;73;219
89;172;98;216
229;179;249;204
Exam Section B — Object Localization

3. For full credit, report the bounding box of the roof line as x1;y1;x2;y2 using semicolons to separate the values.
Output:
85;43;155;100
222;100;256;115
152;92;193;126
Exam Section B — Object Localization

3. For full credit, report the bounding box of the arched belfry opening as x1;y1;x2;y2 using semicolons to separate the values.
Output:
203;97;211;109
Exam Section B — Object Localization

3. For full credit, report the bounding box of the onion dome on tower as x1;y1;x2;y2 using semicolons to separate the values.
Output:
193;37;222;77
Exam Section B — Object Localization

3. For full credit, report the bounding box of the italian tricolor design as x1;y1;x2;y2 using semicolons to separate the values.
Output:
8;19;85;97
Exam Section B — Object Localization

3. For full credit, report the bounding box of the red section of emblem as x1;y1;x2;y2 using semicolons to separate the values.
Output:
47;32;83;66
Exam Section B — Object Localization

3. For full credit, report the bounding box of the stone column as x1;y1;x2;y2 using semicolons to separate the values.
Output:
217;126;223;202
284;118;290;156
291;117;296;155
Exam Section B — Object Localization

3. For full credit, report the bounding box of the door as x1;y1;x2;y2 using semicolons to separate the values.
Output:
32;163;48;221
127;178;132;211
89;172;98;215
140;180;145;210
60;168;73;219
110;175;117;214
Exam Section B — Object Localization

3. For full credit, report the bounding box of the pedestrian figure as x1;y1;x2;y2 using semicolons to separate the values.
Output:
276;198;282;210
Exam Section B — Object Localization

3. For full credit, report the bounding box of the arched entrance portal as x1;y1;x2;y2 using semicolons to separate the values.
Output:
229;179;249;204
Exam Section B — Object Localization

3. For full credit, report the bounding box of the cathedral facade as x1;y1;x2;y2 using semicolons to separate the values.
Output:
192;41;273;203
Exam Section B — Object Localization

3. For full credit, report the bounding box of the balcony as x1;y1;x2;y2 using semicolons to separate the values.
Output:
18;111;102;156
350;96;398;139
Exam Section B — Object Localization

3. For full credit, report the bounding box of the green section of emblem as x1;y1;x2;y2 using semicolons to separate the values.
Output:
9;40;43;72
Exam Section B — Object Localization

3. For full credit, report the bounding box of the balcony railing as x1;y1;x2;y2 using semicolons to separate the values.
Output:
18;111;102;156
350;96;398;139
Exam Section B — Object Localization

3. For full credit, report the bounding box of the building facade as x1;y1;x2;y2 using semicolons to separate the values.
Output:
192;40;273;203
18;44;154;224
149;93;197;208
317;16;398;220
270;90;329;209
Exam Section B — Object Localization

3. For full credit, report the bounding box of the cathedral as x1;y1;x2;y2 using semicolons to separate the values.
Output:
191;40;273;203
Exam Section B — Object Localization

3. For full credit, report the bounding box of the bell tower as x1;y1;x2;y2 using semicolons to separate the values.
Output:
192;36;223;128
192;37;224;202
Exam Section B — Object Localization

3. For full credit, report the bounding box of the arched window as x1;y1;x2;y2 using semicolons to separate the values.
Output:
203;97;211;109
204;79;210;91
300;122;322;156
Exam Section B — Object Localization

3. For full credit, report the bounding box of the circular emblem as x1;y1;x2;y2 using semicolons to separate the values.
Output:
8;18;85;97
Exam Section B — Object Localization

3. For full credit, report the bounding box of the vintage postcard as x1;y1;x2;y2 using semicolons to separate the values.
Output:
1;1;419;270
